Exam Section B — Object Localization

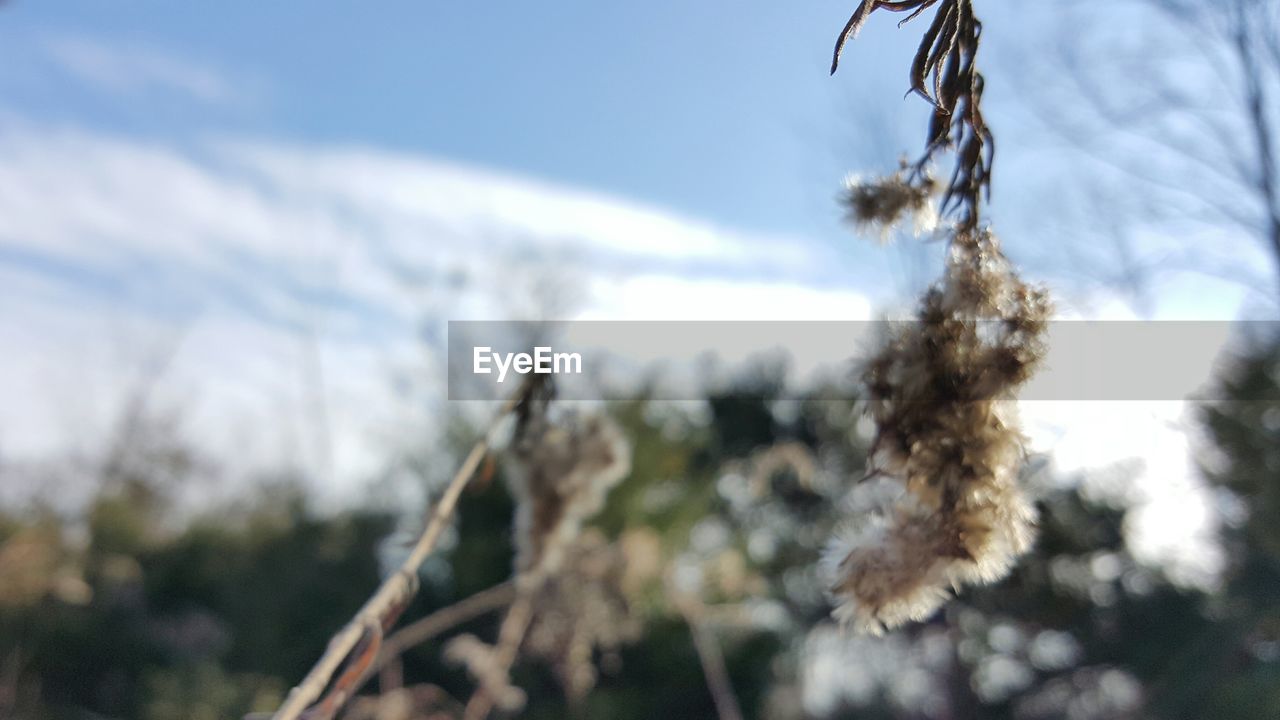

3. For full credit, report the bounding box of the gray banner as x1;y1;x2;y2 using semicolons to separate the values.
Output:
446;321;1278;401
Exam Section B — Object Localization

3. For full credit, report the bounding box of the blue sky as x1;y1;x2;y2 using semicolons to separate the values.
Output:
0;1;1263;311
0;2;881;239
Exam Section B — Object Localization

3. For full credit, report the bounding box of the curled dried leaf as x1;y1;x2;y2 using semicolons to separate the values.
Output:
831;0;992;230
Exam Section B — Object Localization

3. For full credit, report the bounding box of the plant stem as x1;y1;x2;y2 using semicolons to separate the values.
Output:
375;580;516;677
676;597;744;720
461;576;541;720
268;376;543;720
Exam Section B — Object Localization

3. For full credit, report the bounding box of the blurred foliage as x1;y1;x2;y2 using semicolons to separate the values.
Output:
2;339;1279;719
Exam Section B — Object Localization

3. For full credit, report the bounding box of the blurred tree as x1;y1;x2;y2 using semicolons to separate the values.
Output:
4;347;1280;719
1016;0;1280;309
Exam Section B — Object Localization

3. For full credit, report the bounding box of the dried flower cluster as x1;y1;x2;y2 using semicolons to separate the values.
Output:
524;529;642;701
822;230;1050;633
507;406;632;577
825;0;1051;634
842;170;938;241
448;396;634;714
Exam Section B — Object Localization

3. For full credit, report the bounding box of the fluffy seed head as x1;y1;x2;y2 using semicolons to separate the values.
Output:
842;171;938;241
824;229;1050;633
509;409;632;576
524;529;642;701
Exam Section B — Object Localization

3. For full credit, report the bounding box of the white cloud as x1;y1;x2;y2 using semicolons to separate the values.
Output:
41;35;239;105
0;121;856;508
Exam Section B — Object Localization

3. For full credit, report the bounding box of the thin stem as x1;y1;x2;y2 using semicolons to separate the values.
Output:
269;376;543;720
461;576;542;720
375;581;517;676
676;597;744;720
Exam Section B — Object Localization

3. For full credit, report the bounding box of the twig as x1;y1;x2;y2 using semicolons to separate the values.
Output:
340;581;518;702
675;597;744;720
268;376;545;720
461;577;541;720
376;581;517;674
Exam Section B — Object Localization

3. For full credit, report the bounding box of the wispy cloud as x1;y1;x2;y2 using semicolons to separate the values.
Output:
41;35;239;105
0;120;858;503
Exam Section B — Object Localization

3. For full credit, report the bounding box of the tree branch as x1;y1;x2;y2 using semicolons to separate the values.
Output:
1233;2;1280;299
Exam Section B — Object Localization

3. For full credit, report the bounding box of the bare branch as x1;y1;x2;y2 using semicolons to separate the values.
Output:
461;579;540;720
375;581;516;675
267;375;546;720
1233;3;1280;297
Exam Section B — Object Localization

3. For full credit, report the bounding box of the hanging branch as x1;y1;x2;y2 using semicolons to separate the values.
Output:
823;0;1052;635
832;0;993;230
266;374;547;720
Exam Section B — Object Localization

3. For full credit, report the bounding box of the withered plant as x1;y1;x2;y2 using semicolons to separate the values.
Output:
823;0;1053;634
448;384;633;720
834;0;994;232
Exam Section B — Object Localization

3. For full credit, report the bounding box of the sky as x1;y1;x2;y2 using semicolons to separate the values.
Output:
0;2;1250;584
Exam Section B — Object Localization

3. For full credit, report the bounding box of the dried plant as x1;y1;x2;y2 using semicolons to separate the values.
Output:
823;230;1050;633
842;168;939;241
273;6;1054;714
455;394;633;719
523;529;642;702
826;0;1053;633
445;635;528;713
507;395;632;578
445;531;641;714
268;376;547;720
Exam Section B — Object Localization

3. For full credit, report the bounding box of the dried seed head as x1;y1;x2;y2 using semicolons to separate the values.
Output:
509;410;632;576
842;171;938;241
524;529;642;702
823;229;1050;633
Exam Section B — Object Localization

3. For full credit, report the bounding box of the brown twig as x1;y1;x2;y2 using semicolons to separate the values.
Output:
356;580;518;701
268;375;545;720
461;577;541;720
375;581;517;677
